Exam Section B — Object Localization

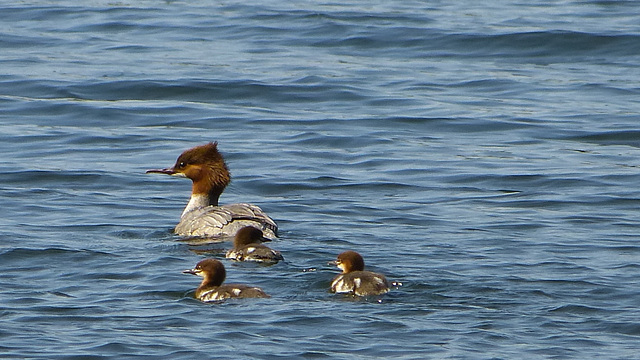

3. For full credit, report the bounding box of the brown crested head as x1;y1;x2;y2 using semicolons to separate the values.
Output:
174;142;229;183
234;226;269;247
147;142;231;200
334;250;365;273
174;142;225;170
183;258;226;286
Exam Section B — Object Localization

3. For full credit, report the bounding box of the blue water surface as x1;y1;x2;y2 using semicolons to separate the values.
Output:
1;1;640;359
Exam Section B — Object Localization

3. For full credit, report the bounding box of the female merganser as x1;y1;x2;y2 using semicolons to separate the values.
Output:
183;258;270;302
226;226;284;264
330;251;389;296
146;142;277;239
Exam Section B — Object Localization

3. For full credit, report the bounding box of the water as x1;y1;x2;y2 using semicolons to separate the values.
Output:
1;0;640;358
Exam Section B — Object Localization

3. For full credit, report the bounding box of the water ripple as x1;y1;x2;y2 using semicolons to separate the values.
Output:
2;1;640;359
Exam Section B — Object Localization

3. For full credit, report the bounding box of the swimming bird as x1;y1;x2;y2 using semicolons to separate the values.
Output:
226;226;284;264
329;251;389;296
183;258;270;302
146;142;277;239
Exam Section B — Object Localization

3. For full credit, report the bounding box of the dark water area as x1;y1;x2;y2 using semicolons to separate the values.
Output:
2;1;640;358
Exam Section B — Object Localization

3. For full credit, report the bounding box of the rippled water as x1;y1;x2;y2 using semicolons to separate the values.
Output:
2;1;640;358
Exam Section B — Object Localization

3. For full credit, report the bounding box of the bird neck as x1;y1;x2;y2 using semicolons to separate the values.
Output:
182;181;226;216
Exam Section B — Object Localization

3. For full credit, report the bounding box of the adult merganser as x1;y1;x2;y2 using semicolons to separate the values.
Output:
146;142;277;239
183;258;270;302
329;251;389;296
226;226;284;264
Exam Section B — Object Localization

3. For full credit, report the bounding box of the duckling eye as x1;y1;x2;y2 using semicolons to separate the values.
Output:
178;161;186;168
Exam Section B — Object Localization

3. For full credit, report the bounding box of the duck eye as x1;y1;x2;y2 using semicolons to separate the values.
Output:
178;162;186;168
